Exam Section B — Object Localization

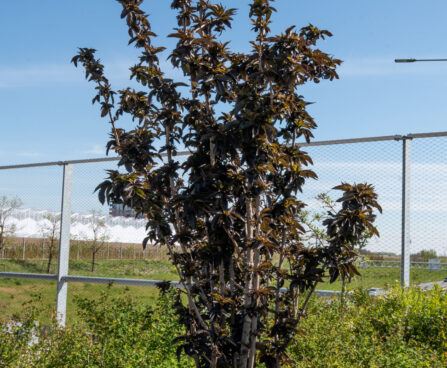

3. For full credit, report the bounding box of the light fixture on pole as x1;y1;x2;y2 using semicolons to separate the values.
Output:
395;58;447;63
394;55;447;285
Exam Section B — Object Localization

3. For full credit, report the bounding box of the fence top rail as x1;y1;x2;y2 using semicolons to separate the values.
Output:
406;131;447;139
297;134;403;147
2;131;447;170
0;151;191;170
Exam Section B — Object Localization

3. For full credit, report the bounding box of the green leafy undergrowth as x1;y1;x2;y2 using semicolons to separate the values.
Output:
290;285;447;367
1;286;446;367
0;287;194;368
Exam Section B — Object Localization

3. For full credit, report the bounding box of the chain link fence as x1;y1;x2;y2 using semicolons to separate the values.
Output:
1;134;446;275
0;132;446;322
1;135;447;272
300;138;402;257
299;134;447;286
410;136;447;278
0;162;152;255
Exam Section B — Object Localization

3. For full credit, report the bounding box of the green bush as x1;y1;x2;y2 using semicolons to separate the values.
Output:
0;305;40;367
290;285;447;367
0;288;194;368
1;286;446;367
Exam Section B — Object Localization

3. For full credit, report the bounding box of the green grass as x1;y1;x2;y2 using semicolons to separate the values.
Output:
0;259;445;323
0;259;177;324
317;267;446;291
0;278;163;325
0;258;177;280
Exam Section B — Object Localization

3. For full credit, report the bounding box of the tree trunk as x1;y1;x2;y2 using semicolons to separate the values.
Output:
91;250;96;272
240;197;255;368
0;235;4;259
46;248;53;273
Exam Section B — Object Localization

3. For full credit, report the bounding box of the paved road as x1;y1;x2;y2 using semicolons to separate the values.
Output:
417;279;447;290
368;279;447;297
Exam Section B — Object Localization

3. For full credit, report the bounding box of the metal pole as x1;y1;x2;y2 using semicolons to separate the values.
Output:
22;238;26;260
41;239;45;260
401;137;411;286
56;164;73;326
120;244;123;260
395;58;447;63
107;243;110;260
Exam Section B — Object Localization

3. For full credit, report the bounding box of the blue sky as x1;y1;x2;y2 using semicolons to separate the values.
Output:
1;0;447;165
1;1;447;255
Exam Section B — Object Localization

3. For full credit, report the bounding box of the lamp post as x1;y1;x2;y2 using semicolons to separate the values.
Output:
395;56;447;285
395;58;447;63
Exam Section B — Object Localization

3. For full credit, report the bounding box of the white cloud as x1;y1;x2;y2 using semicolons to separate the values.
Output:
0;58;185;88
16;151;42;158
2;56;444;87
313;161;401;170
0;64;80;88
339;57;447;77
0;151;43;161
80;145;105;155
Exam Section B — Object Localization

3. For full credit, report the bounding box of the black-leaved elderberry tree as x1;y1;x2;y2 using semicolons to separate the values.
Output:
72;1;381;367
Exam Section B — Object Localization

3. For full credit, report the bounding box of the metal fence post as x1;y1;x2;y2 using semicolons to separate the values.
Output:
22;238;26;260
401;137;411;287
56;164;73;326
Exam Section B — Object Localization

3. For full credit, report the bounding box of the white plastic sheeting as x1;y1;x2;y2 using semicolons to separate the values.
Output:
6;208;146;244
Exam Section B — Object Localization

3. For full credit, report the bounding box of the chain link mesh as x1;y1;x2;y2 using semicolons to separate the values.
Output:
0;136;446;284
301;140;402;254
410;137;447;277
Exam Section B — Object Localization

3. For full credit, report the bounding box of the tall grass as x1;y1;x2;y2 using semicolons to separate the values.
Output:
2;236;169;261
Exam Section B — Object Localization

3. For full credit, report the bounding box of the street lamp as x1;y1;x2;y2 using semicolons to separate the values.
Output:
395;58;447;63
394;55;447;285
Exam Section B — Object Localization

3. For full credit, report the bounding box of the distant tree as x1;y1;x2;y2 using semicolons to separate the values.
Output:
40;213;61;273
70;234;82;260
411;249;437;262
73;1;381;367
0;196;22;257
82;211;109;272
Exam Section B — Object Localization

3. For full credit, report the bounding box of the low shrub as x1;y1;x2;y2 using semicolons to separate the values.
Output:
0;287;194;368
290;285;447;367
0;301;41;368
1;285;446;367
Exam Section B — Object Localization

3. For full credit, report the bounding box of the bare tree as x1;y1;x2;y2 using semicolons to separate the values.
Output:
0;196;22;257
82;211;109;272
40;213;61;273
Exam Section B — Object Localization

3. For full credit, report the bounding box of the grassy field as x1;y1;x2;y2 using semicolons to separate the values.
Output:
0;259;445;323
0;259;177;324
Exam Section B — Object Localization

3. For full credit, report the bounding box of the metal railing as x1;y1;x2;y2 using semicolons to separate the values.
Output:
1;131;447;325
